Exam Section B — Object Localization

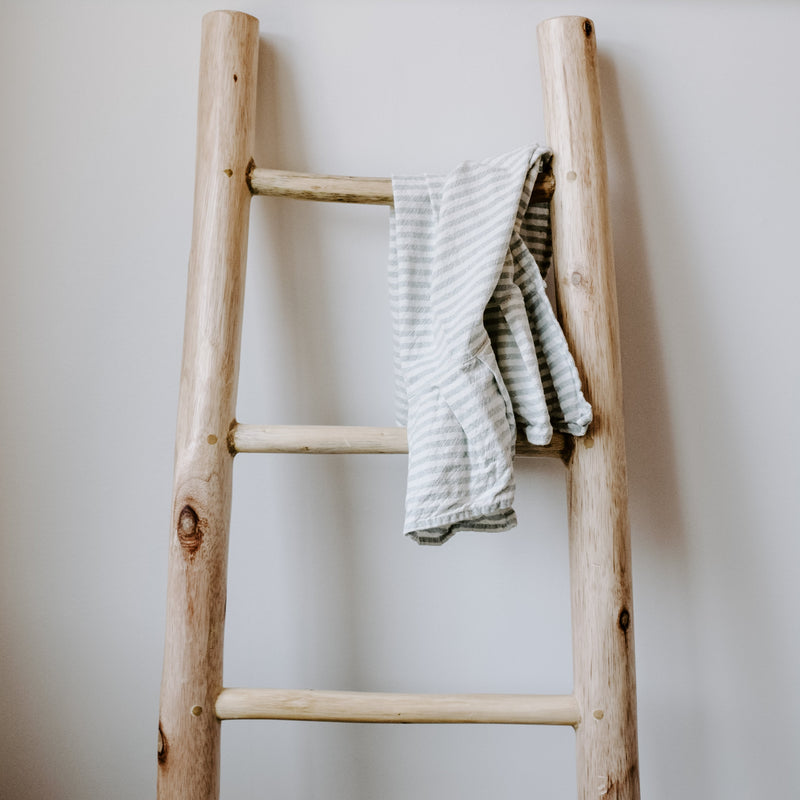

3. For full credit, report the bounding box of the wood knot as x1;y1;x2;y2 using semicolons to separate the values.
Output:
583;19;593;37
177;505;202;556
618;608;631;633
567;267;593;296
598;775;612;796
157;722;168;765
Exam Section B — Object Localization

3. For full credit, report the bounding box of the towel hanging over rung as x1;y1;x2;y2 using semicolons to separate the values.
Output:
389;145;592;544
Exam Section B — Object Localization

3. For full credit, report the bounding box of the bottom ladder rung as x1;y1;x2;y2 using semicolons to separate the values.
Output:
215;688;580;726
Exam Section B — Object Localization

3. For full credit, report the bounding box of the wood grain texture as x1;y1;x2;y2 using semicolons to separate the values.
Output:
157;11;259;800
216;688;580;725
538;16;640;800
249;167;394;204
248;164;555;205
230;423;569;458
160;12;638;799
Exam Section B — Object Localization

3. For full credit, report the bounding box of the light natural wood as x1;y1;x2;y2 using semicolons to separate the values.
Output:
216;688;580;726
230;423;569;458
538;16;640;800
249;167;394;204
248;165;555;205
162;12;640;799
231;423;407;453
158;11;259;800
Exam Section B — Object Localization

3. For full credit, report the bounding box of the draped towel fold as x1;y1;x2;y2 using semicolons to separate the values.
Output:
389;145;592;545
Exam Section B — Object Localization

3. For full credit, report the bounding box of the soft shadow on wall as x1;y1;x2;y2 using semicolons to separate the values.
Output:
599;50;709;795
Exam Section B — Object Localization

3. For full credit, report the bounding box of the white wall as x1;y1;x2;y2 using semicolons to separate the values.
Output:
1;1;798;798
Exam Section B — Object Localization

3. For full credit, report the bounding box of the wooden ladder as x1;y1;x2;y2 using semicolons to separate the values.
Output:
157;10;640;799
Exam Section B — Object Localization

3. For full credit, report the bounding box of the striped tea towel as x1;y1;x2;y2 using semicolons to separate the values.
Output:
389;145;592;545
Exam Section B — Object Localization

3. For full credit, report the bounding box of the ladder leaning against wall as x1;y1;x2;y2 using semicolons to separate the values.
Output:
157;10;640;799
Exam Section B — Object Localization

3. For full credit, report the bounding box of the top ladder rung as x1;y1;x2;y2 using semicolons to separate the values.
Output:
247;165;555;205
229;423;570;459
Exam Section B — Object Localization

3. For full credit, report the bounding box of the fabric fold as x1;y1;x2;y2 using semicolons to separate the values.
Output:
389;145;591;545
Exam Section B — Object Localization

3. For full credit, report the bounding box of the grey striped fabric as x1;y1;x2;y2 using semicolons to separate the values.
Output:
389;145;592;545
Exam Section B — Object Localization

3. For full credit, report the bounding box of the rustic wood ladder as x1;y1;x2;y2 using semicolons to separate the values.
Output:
157;10;640;799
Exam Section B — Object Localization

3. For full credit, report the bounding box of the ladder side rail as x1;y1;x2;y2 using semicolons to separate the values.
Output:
157;11;259;800
538;16;640;800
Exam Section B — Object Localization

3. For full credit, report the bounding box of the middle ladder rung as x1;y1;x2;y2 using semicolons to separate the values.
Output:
230;423;569;459
215;688;580;726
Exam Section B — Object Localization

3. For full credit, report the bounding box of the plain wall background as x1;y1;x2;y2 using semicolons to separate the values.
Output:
1;1;798;798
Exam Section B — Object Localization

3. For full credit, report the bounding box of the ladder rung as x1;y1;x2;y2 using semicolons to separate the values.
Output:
249;168;393;205
229;423;569;459
215;688;580;726
247;166;555;205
